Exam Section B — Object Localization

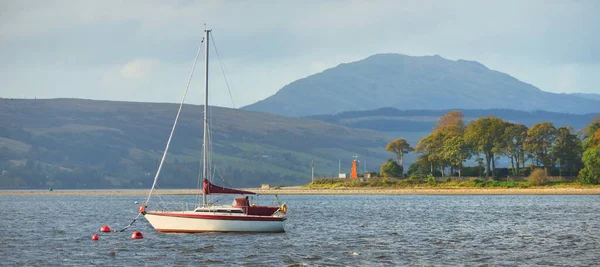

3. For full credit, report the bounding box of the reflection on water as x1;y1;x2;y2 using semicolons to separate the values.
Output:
1;194;599;266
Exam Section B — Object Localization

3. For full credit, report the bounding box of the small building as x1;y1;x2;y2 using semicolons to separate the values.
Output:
338;173;347;178
261;184;271;189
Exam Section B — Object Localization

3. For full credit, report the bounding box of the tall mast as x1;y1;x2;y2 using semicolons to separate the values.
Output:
202;26;211;207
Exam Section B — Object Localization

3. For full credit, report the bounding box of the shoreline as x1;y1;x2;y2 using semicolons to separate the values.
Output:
2;186;600;196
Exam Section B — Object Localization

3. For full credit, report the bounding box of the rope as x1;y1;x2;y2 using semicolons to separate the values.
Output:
209;31;252;151
153;184;171;210
117;213;141;232
114;35;204;233
210;31;237;109
209;31;252;191
144;36;205;206
215;163;233;188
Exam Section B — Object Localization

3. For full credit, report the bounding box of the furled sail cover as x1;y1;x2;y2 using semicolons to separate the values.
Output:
202;179;256;195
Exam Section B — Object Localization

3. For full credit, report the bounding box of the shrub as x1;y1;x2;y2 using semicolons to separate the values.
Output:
426;174;436;185
399;176;421;186
346;179;359;187
528;168;547;186
380;159;402;178
578;146;600;185
466;178;485;187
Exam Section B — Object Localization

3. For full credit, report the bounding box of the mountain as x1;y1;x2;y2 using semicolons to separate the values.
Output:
0;98;390;189
243;53;600;116
571;93;600;102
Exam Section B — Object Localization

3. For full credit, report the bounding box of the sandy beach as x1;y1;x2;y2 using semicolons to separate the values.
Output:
2;186;600;196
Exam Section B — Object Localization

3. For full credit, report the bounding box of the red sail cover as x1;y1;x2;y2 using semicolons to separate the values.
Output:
202;179;256;195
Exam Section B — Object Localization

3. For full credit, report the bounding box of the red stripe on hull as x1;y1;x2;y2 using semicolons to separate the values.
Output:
146;212;287;222
156;229;285;233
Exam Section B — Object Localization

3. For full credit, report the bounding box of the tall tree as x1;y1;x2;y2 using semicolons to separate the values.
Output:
594;128;600;146
552;127;583;177
442;135;471;177
578;124;600;184
577;144;600;184
464;116;506;178
415;132;445;175
435;110;465;134
385;138;412;174
586;116;600;136
475;157;485;177
500;123;528;176
435;110;468;176
587;126;600;149
524;122;557;174
578;146;600;184
583;115;600;149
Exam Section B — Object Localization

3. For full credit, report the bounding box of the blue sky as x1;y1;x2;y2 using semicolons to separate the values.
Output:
1;0;599;108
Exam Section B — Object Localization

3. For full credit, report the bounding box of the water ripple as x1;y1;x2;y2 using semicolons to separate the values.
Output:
1;194;600;266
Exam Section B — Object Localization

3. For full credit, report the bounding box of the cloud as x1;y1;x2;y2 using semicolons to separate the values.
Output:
1;0;599;107
120;59;160;79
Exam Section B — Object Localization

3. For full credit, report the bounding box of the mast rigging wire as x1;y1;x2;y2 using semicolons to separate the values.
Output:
210;31;237;109
144;36;205;207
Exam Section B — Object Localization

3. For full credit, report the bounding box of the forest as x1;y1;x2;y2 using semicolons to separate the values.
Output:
381;111;600;184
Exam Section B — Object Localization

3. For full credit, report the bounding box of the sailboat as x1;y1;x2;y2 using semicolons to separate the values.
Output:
140;27;287;233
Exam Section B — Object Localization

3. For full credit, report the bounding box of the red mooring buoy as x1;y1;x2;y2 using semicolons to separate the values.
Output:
100;225;111;232
92;234;99;241
131;231;143;239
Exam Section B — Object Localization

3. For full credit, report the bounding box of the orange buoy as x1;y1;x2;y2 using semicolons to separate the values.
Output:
100;225;111;232
92;234;99;241
138;205;146;214
131;231;143;239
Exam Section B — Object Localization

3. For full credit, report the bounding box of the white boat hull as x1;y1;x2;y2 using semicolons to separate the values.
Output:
144;211;286;233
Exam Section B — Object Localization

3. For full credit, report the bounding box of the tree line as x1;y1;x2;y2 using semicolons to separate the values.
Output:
382;111;600;184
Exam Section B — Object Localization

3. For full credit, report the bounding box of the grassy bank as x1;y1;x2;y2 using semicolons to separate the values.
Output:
3;186;600;196
306;177;594;189
2;177;599;196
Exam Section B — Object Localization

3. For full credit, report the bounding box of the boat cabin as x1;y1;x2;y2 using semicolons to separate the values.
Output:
193;196;279;216
232;196;280;216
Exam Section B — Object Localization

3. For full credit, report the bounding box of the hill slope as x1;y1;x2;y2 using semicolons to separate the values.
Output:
243;53;600;116
0;99;389;189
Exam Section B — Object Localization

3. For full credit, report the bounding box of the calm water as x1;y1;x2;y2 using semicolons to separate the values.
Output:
1;194;599;266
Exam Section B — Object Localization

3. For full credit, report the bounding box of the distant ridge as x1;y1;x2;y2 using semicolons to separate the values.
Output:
309;107;600;133
306;107;600;159
571;93;600;102
243;53;600;116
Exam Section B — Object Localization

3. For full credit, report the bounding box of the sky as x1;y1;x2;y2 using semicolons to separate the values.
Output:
1;0;599;108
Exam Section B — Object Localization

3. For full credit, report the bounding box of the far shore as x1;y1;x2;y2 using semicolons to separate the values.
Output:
2;186;600;196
